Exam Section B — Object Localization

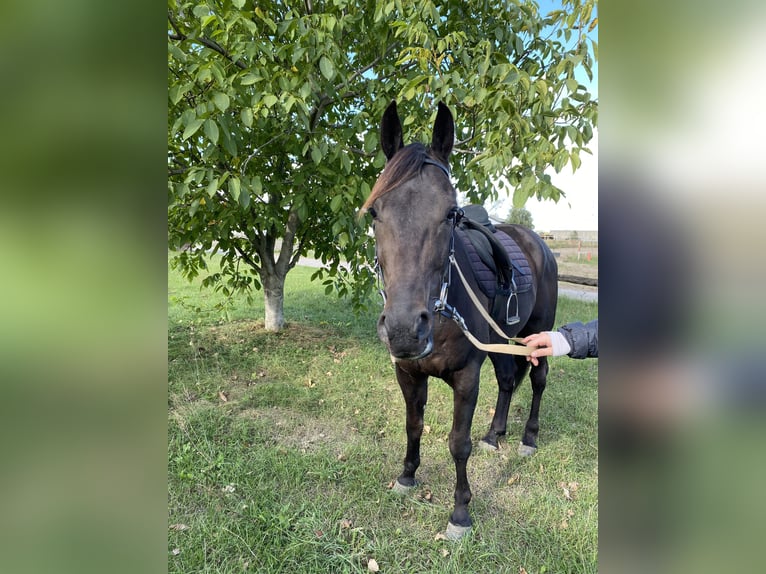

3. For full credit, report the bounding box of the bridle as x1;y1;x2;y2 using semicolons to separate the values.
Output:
373;155;456;306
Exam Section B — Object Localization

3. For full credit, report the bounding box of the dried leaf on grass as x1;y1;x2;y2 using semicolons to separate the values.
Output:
558;481;580;500
367;558;380;572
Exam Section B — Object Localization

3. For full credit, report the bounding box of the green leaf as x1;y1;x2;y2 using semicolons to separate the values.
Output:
340;152;351;174
239;187;250;209
232;0;245;8
553;148;569;173
212;92;230;112
201;14;217;28
330;194;343;213
228;177;241;201
319;56;335;81
204;119;219;144
169;84;185;106
240;74;258;86
241;108;253;127
570;151;582;171
513;176;535;208
206;178;219;198
311;146;323;165
263;94;278;108
182;118;204;140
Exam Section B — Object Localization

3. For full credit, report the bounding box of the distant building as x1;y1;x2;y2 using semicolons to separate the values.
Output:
544;230;598;243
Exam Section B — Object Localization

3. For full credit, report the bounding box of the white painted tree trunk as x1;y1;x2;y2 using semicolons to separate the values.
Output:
258;209;299;332
263;277;285;332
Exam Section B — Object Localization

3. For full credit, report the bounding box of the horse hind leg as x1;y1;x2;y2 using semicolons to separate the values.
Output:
519;356;548;456
480;355;529;450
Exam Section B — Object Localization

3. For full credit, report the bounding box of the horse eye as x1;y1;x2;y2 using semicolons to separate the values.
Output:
368;207;378;219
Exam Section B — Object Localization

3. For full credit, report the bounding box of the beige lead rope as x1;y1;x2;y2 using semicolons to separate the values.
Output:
458;329;533;356
448;255;534;356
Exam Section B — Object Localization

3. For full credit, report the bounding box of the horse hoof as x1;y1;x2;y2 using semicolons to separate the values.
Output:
392;479;416;494
444;522;472;541
478;439;498;452
518;442;537;457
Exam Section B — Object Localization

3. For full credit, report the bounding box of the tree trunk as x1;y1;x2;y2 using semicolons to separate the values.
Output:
262;272;286;331
255;208;301;332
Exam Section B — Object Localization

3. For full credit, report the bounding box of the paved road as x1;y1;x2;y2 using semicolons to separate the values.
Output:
558;284;598;302
297;258;598;303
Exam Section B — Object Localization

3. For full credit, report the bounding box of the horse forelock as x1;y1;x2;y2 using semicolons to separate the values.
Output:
361;143;432;213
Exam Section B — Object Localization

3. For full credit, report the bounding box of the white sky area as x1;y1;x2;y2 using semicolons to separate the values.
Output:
488;130;598;231
650;28;765;196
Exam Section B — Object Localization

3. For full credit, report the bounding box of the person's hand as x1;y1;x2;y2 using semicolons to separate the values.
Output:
522;333;554;367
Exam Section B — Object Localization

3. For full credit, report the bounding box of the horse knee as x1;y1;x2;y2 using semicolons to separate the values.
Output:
530;363;548;389
448;432;472;461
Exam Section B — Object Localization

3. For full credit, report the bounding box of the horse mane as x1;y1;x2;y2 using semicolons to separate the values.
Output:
361;143;429;213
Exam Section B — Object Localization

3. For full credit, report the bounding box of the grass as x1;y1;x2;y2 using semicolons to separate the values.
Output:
169;253;598;573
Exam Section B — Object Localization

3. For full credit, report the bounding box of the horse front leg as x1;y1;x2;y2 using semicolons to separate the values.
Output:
444;369;480;539
519;356;548;456
393;366;428;493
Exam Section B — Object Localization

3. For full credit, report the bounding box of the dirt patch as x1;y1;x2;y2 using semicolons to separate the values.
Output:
236;406;361;455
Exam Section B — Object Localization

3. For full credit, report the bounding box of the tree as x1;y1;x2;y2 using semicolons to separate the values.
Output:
506;207;535;229
168;0;597;331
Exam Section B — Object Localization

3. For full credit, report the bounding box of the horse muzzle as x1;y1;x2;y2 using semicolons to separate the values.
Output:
377;308;434;361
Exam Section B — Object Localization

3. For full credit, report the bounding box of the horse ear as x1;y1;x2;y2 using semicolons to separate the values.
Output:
380;100;404;161
431;101;454;161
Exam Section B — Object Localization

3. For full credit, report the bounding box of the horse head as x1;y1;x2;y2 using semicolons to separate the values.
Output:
364;101;458;360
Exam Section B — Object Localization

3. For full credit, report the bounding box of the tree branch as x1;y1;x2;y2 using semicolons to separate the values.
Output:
453;147;482;155
234;244;260;272
168;11;247;70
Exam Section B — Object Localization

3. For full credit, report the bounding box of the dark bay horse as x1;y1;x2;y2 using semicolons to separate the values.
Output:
362;101;558;539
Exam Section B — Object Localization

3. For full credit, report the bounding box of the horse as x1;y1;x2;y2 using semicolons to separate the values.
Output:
361;101;559;539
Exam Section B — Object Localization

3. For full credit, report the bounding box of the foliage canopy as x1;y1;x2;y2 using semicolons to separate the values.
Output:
168;0;597;328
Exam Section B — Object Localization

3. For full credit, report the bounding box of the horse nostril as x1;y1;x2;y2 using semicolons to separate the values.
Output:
416;311;430;338
377;313;390;339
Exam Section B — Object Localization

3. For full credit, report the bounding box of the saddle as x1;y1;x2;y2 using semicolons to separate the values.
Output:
456;205;533;325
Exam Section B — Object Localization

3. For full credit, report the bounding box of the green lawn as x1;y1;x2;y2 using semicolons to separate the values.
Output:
169;254;598;573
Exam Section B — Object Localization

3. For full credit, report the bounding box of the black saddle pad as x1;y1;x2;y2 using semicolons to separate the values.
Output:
455;227;532;299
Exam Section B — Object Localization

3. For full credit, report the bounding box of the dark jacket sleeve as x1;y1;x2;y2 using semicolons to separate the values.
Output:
558;319;598;359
